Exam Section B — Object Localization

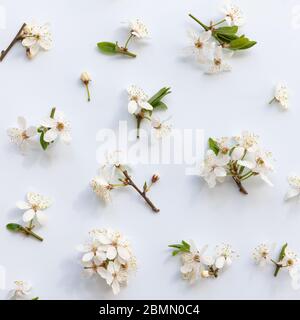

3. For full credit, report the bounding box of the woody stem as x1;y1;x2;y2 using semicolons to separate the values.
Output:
0;23;26;62
120;168;160;213
232;176;248;195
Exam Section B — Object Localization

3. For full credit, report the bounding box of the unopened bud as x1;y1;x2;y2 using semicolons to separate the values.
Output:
201;270;210;278
80;72;91;84
151;173;160;183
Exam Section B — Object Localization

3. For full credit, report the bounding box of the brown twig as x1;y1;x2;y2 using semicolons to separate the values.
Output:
232;176;248;195
0;23;27;62
121;169;160;213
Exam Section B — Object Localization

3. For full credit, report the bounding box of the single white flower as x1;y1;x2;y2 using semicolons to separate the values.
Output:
278;247;299;270
40;110;71;144
221;1;245;26
77;238;106;263
200;149;230;188
215;244;237;269
271;83;289;110
7;116;37;151
180;241;208;283
90;175;112;203
93;229;132;263
187;30;213;64
16;192;51;225
129;19;149;38
205;46;232;74
252;243;273;267
285;175;300;200
22;23;52;58
97;260;129;295
250;150;274;186
9;281;32;300
127;85;153;115
151;117;172;139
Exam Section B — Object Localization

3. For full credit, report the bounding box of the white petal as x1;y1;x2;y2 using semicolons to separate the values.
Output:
40;117;56;128
22;37;37;47
106;246;117;260
128;101;138;114
25;126;37;137
36;211;48;225
140;101;153;111
17;117;27;130
214;167;227;177
180;263;193;274
16;201;31;210
44;128;58;142
97;267;113;283
22;209;36;222
285;188;300;200
215;256;225;269
231;147;244;160
111;279;120;295
60;131;72;144
117;246;131;261
82;252;94;262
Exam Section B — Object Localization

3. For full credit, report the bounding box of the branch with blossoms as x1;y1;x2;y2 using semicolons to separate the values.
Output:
78;228;137;295
97;19;149;58
169;240;237;283
6;192;52;242
0;22;52;61
186;2;256;74
200;132;274;195
7;107;71;153
91;151;160;213
127;85;172;139
253;243;300;290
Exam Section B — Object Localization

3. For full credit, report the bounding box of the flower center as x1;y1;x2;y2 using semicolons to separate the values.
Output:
195;40;203;49
214;58;222;66
56;122;64;131
287;259;294;267
21;131;29;140
193;254;201;262
256;157;264;166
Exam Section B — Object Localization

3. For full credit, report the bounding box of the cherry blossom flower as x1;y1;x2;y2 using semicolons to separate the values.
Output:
270;83;289;110
9;281;32;300
285;175;300;200
186;30;213;64
205;46;232;74
90;175;113;204
215;244;238;269
16;192;51;225
129;19;149;38
221;1;245;26
151;117;172;139
127;85;153;115
22;23;52;58
252;243;273;267
40;110;71;143
7;116;37;152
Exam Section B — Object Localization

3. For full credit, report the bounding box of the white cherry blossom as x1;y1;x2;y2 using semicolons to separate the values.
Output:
285;175;300;200
270;83;289;110
221;1;245;26
187;30;213;63
127;85;153;115
129;19;149;38
205;46;232;74
9;281;32;300
252;243;273;267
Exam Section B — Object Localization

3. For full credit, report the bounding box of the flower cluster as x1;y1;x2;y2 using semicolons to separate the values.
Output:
200;132;274;194
269;83;289;110
7;107;71;152
6;192;52;242
127;85;172;139
78;228;137;295
0;22;52;62
97;19;149;58
253;243;300;290
91;151;160;213
188;1;256;74
9;281;39;300
169;241;237;283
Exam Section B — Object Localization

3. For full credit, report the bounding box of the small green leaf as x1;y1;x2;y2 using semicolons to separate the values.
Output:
6;223;22;231
153;101;168;110
39;131;49;151
216;26;238;35
97;42;117;55
143;182;148;193
229;37;257;50
208;138;219;155
148;87;171;106
169;240;191;256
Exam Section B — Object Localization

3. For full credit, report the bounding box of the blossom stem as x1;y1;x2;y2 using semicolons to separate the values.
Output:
269;97;276;105
115;44;136;58
232;176;248;195
211;19;226;28
240;171;254;181
22;226;43;242
274;243;288;277
85;84;91;102
50;107;56;118
119;168;160;213
0;23;26;62
124;34;134;49
136;115;143;139
188;14;209;31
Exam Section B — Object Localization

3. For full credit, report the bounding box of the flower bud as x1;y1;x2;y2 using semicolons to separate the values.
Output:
151;173;160;183
201;270;210;278
81;72;91;84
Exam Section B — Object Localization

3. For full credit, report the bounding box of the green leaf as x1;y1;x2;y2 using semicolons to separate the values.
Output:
208;138;219;155
143;182;148;193
229;37;257;50
39;131;49;151
6;223;22;231
148;87;171;106
169;240;191;256
152;101;168;110
216;26;238;35
215;33;239;43
97;42;117;55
